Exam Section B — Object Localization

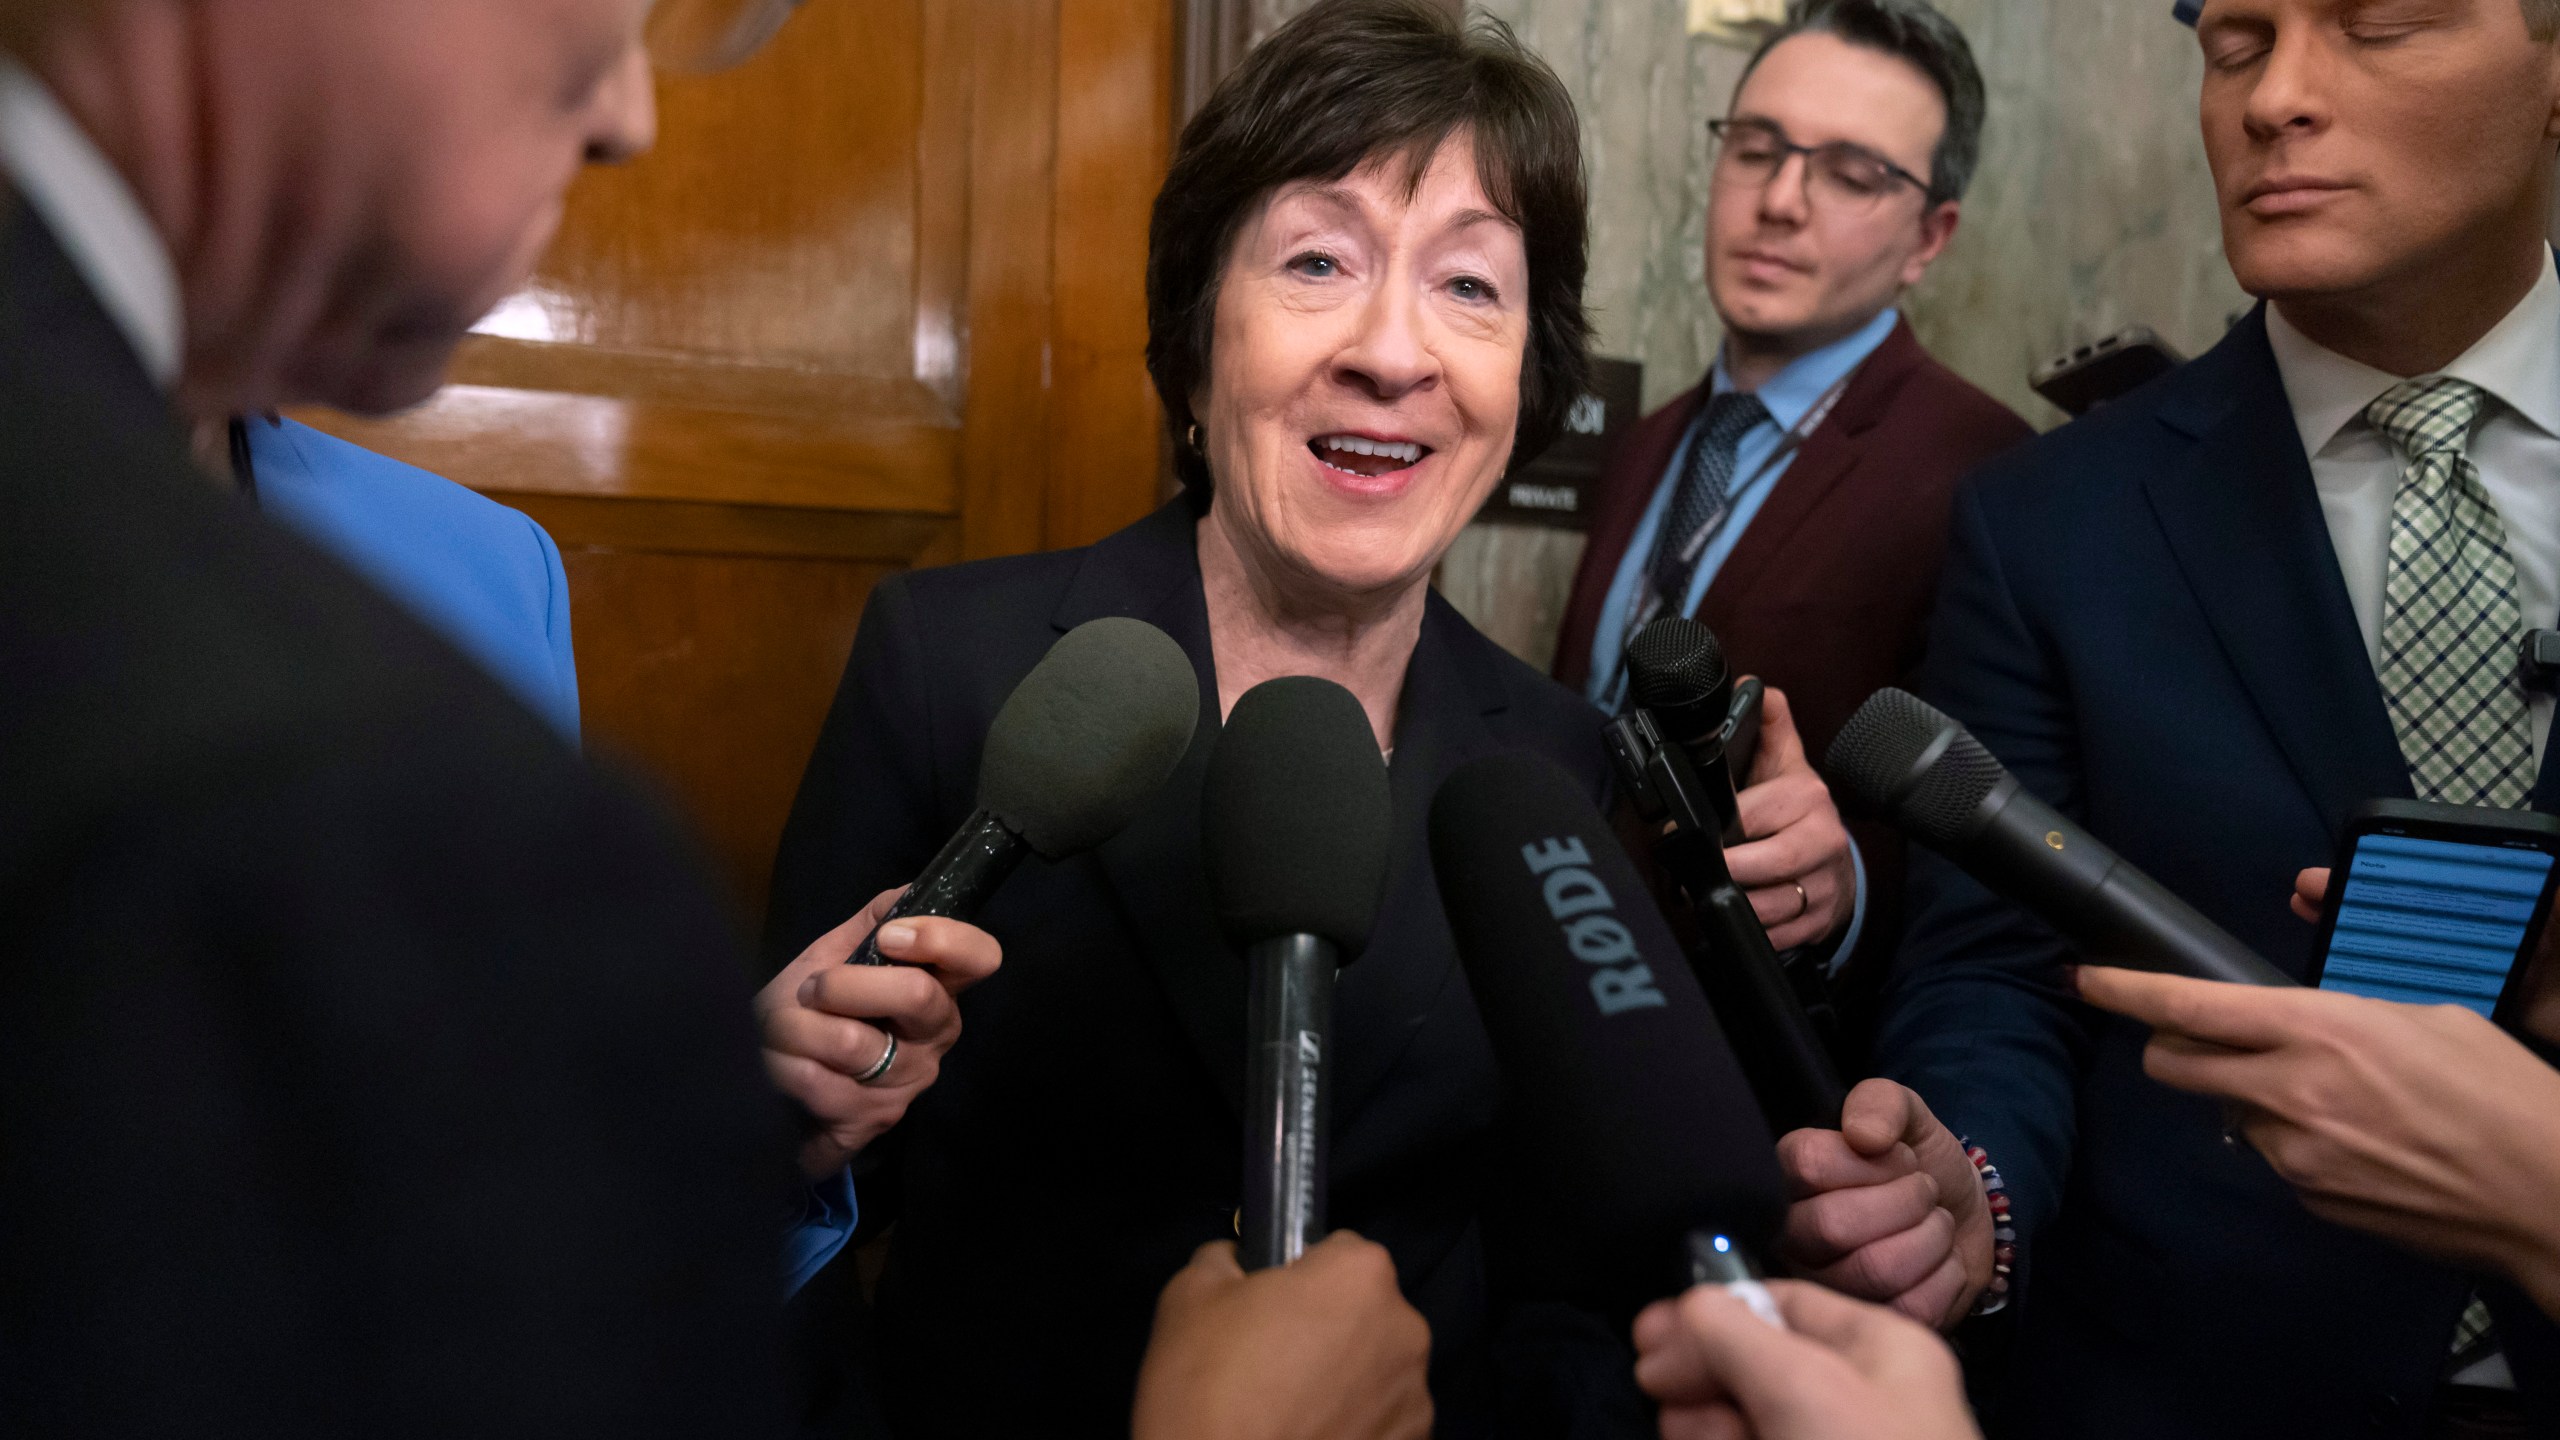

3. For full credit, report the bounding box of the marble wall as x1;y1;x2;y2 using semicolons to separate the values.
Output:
1413;0;2256;667
1905;0;2251;422
1232;1;2554;668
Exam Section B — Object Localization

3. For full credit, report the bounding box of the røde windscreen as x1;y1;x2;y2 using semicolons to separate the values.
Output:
1430;751;1787;1317
850;616;1198;965
1205;676;1392;1270
1824;689;2292;987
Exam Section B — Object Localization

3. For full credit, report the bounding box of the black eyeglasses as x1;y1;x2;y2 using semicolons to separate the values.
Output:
1708;118;1932;210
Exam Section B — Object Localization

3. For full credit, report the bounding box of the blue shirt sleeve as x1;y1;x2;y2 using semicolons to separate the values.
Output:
783;1166;860;1299
1825;836;1869;977
526;515;581;747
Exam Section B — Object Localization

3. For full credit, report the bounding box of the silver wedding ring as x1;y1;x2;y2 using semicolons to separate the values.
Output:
1791;881;1809;918
854;1030;899;1086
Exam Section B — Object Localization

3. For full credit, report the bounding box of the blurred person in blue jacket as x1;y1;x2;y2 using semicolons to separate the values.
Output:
213;414;582;742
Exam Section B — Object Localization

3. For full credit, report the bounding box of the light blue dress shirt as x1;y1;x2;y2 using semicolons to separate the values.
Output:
1582;308;1900;970
786;1166;861;1297
1584;307;1902;711
246;416;582;742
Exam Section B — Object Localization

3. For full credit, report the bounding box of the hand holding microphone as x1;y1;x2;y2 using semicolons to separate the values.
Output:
769;616;1193;1175
1773;1078;1995;1329
756;887;1002;1177
1132;1234;1432;1440
1622;619;1854;949
1727;686;1857;950
1633;1280;1979;1440
1611;619;1848;1133
846;616;1197;966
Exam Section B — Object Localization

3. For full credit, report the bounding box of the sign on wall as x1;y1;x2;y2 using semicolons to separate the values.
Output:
1476;355;1642;532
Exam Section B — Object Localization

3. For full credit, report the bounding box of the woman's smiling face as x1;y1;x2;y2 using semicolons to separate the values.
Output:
1194;132;1532;604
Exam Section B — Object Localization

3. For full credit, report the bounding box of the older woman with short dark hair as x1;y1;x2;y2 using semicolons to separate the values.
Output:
764;0;1856;1432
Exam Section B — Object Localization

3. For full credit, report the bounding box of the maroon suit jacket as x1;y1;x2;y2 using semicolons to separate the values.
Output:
1554;317;2031;1043
1555;316;2032;763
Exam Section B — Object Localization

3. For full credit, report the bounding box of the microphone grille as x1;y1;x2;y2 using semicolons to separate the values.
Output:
1203;676;1393;954
980;617;1200;858
1625;617;1727;712
1822;689;2006;847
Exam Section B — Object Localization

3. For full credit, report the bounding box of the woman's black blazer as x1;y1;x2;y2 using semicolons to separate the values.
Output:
766;500;1609;1438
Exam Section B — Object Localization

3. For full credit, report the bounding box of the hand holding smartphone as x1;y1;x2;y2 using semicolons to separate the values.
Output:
2307;799;2560;1030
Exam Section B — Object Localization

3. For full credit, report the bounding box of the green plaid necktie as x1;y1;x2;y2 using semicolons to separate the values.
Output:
2370;377;2534;809
2368;377;2526;1378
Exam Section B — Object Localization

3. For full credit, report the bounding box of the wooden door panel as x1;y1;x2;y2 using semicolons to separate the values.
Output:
296;0;1172;912
478;0;955;394
564;548;891;922
309;383;960;512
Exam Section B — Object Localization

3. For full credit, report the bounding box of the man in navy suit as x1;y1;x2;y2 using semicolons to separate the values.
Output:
1775;1;2560;1435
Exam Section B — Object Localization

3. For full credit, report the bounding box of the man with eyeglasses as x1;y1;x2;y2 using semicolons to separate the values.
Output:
1553;0;2028;1044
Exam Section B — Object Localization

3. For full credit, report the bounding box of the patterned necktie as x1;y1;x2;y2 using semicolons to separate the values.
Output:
2368;378;2525;1383
1646;391;1771;608
2369;377;2533;809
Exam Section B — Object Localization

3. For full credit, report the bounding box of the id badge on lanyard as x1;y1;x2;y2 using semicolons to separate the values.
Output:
1604;372;1858;709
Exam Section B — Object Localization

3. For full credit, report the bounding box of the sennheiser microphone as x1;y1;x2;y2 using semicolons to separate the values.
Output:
1204;676;1392;1271
1823;689;2293;987
849;616;1198;965
1430;751;1787;1319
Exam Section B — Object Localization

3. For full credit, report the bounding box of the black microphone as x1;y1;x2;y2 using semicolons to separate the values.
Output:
1430;751;1787;1319
1626;617;1749;842
1606;618;1845;1132
849;616;1198;965
1204;676;1392;1270
1823;688;2293;987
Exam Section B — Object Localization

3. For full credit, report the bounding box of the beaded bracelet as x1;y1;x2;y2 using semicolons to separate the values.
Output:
1958;1136;2017;1317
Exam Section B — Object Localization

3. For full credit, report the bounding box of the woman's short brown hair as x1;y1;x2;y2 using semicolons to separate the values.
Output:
1145;0;1591;497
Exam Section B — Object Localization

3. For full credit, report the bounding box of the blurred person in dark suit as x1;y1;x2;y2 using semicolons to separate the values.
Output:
0;0;942;1433
763;1;1857;1433
1552;0;2029;1046
1779;0;2560;1435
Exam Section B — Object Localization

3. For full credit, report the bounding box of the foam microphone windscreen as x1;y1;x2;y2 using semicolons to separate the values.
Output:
1203;676;1393;952
978;617;1200;859
1430;751;1786;1311
1822;689;2006;845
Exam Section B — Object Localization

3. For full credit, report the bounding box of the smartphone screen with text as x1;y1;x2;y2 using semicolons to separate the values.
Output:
2318;832;2554;1017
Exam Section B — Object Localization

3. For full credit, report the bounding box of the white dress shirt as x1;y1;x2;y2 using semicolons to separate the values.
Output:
0;57;182;388
2268;252;2560;765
